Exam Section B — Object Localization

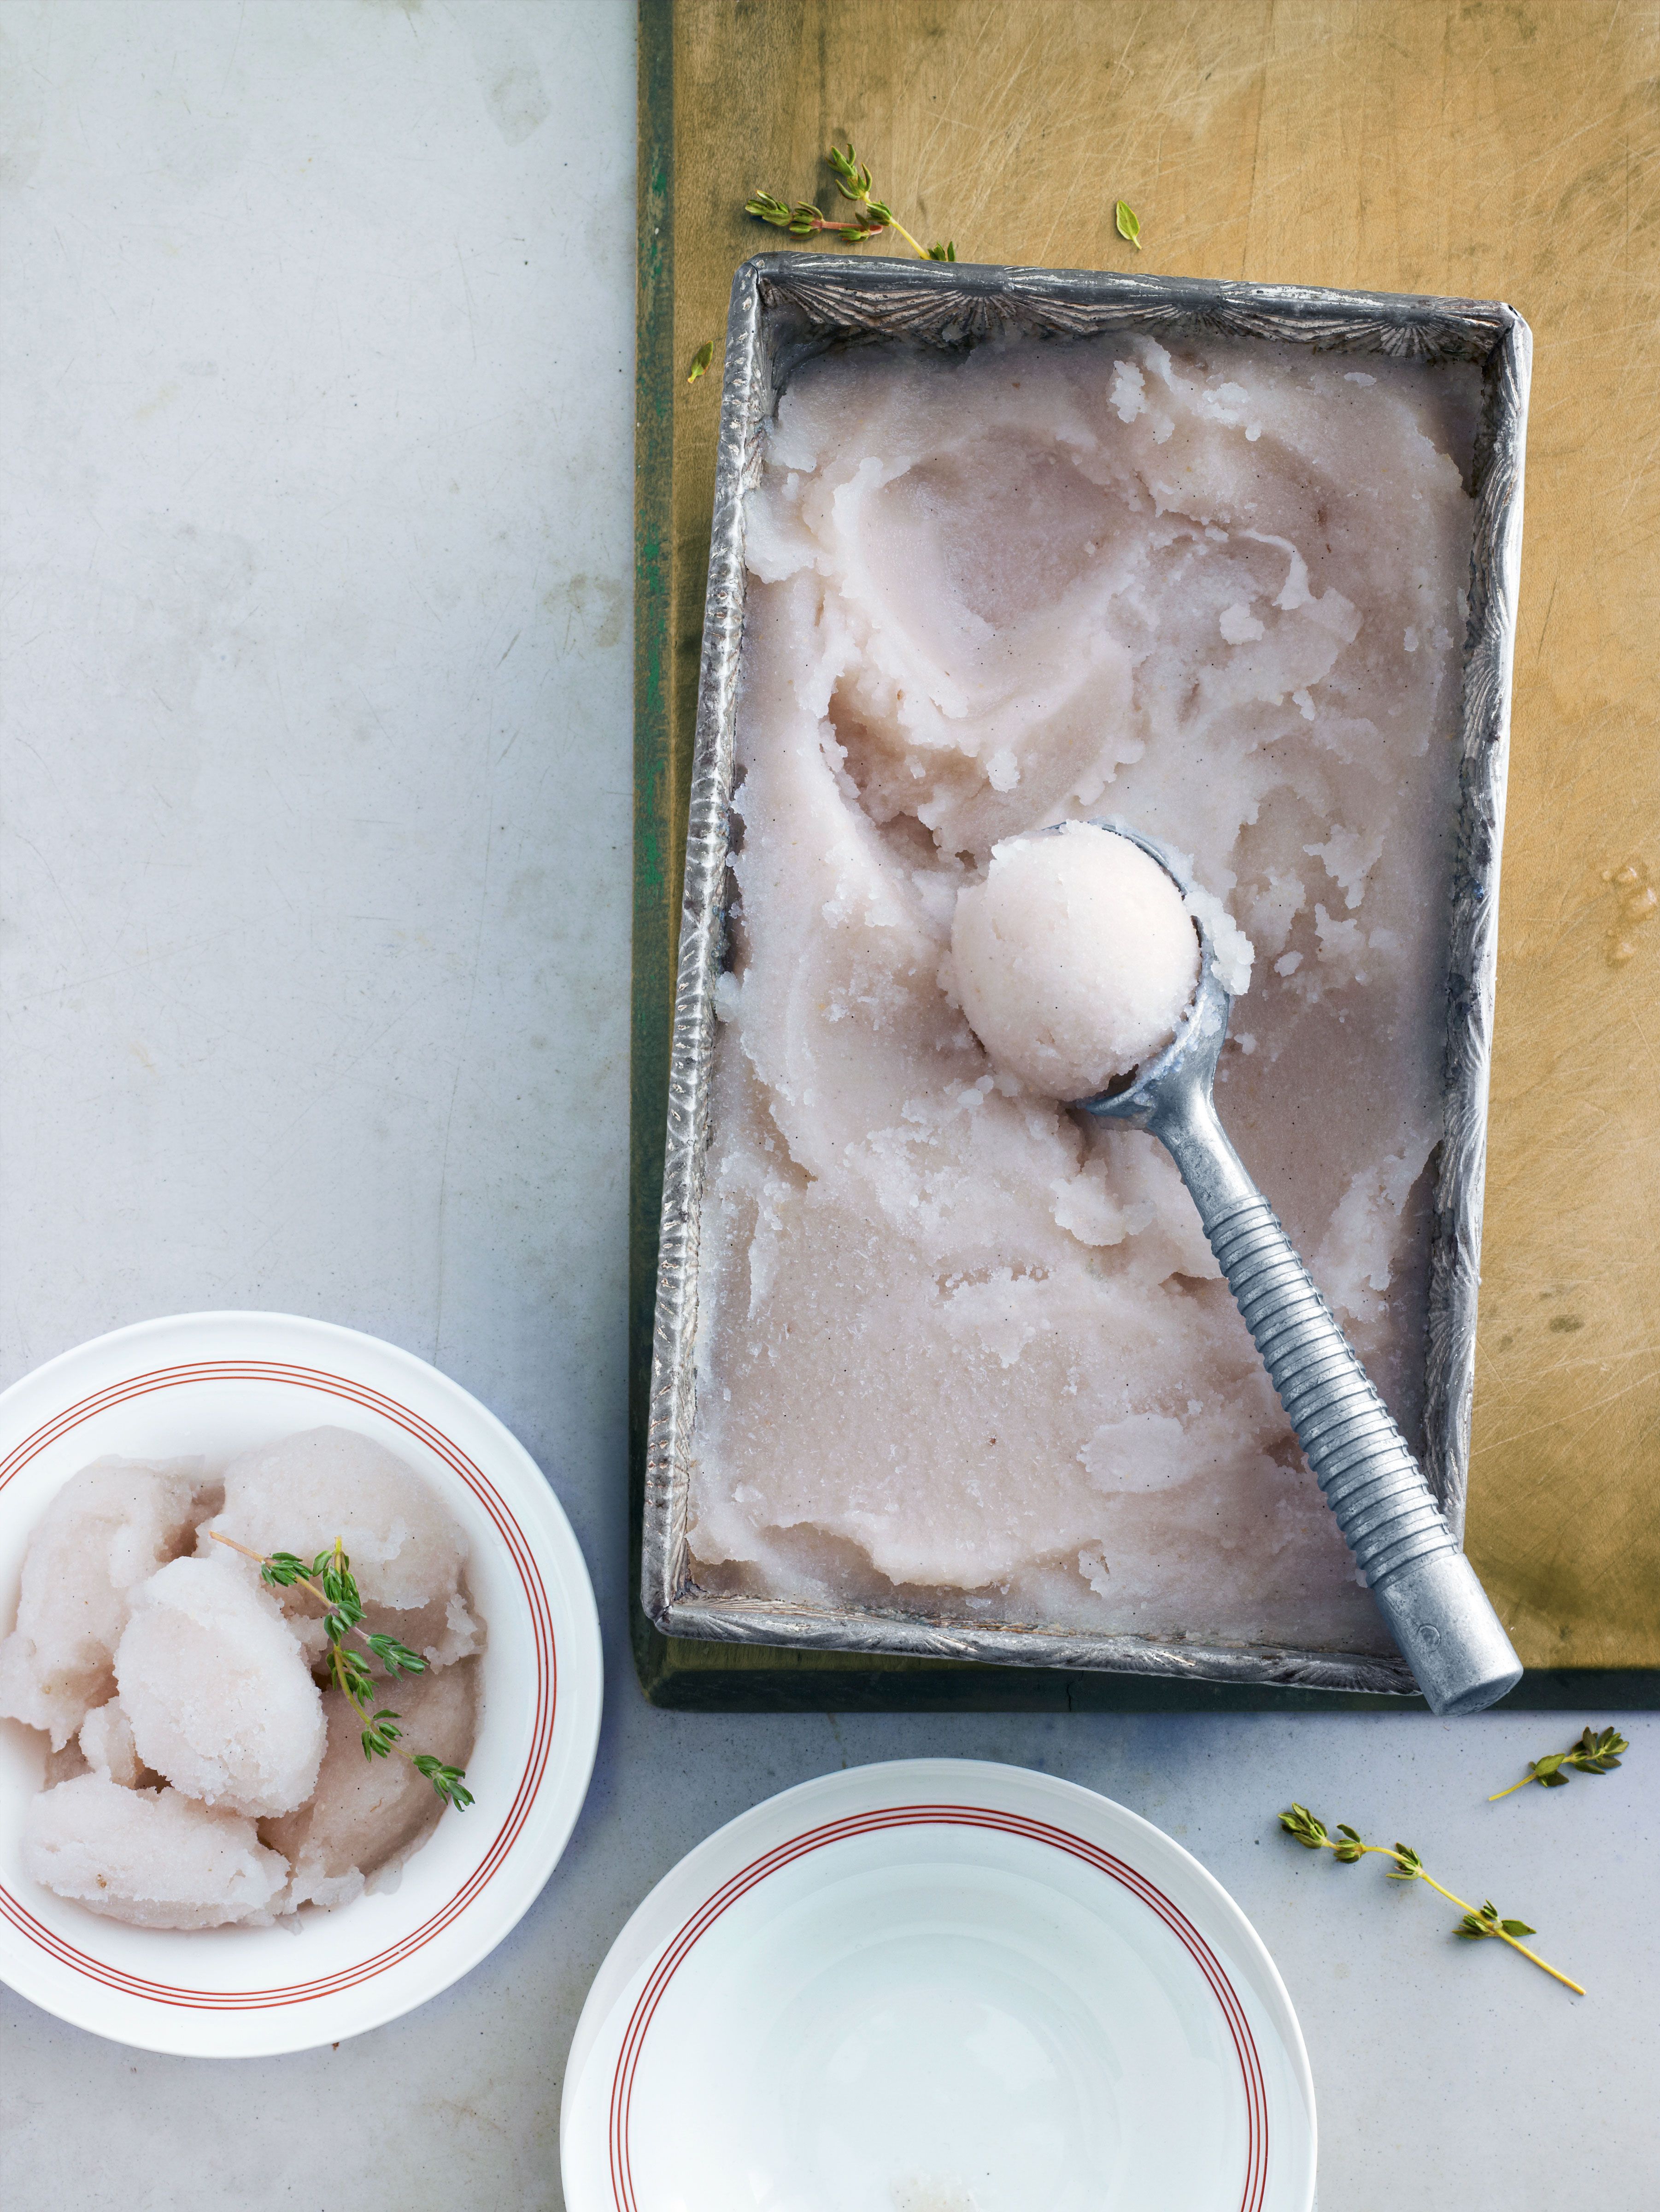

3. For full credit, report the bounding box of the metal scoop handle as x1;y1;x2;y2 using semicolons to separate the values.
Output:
1147;1064;1521;1715
1067;819;1520;1712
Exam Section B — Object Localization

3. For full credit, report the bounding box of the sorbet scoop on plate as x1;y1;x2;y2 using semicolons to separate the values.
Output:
0;1309;603;2057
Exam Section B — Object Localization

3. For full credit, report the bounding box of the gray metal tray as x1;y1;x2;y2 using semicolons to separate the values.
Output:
642;252;1530;1696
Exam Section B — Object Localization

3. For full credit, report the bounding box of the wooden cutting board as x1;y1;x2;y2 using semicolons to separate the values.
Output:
632;0;1660;1706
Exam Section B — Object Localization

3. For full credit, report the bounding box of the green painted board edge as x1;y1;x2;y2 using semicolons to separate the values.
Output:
627;0;1658;1716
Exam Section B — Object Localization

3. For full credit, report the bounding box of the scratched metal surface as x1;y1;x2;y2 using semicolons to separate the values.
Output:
641;253;1530;1693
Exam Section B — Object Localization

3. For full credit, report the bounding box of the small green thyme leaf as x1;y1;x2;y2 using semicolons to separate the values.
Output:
413;1755;475;1812
1115;199;1142;251
686;340;715;385
365;1632;428;1677
1279;1803;1329;1850
827;141;876;202
358;1706;405;1762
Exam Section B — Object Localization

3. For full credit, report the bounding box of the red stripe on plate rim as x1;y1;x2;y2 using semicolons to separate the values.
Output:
605;1805;1270;2212
0;1360;556;2009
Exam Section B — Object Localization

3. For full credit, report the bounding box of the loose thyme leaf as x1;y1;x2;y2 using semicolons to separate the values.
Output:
1490;1724;1631;1800
1115;199;1142;251
686;340;714;385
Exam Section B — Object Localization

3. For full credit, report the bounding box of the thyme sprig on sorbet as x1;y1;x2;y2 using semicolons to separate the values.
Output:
1279;1804;1583;1994
1489;1725;1628;1800
211;1532;473;1810
746;141;956;260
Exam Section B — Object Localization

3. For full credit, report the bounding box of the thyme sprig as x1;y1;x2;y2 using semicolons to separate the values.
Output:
746;141;956;261
1489;1726;1628;1800
211;1531;473;1811
1279;1804;1583;1995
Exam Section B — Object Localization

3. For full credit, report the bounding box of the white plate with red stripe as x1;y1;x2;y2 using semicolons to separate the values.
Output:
0;1310;602;2056
562;1757;1314;2212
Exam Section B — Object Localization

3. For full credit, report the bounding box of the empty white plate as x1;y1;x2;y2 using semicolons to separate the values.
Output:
562;1757;1314;2212
0;1310;603;2055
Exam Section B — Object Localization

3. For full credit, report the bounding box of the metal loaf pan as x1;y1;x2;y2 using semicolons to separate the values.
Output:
643;251;1530;1696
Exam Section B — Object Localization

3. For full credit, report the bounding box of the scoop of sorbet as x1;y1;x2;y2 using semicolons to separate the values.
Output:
115;1555;326;1818
951;824;1201;1098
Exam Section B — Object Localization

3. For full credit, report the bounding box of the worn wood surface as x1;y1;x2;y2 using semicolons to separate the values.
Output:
634;0;1660;1703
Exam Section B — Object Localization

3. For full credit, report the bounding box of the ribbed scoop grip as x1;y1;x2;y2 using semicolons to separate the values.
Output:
1209;1198;1455;1580
1201;1190;1520;1714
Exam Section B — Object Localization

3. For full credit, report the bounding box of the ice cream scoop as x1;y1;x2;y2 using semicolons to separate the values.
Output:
975;819;1522;1717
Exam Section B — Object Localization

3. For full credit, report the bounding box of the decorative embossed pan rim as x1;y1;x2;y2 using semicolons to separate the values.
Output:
643;252;1530;1695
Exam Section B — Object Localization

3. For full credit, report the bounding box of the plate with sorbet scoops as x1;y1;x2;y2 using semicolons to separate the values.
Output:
561;1758;1315;2212
0;1310;603;2056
